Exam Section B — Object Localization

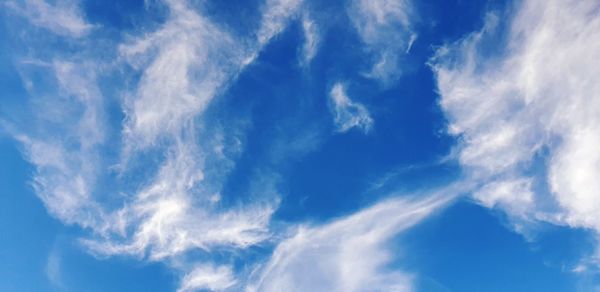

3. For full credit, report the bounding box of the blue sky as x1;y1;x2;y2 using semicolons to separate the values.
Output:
2;0;600;291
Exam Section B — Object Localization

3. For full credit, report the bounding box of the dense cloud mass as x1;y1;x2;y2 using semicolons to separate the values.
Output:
432;0;600;256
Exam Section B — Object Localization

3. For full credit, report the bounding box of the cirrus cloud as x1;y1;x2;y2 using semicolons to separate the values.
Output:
431;0;600;265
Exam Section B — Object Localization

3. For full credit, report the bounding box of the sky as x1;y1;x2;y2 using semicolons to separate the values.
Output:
1;0;600;291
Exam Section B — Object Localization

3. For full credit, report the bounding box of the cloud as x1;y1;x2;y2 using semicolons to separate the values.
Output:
73;4;307;286
6;0;306;290
11;60;108;230
347;0;416;83
119;0;244;149
178;264;236;292
299;12;319;65
6;0;92;38
45;247;63;288
329;82;374;133
121;0;304;150
248;191;455;292
256;0;303;46
431;0;600;256
4;0;468;290
90;0;309;260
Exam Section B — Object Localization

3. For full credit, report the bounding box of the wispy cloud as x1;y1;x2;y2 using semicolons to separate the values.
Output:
248;191;456;292
80;1;307;286
178;264;236;292
6;0;92;38
120;0;306;150
347;0;416;83
45;246;63;288
119;0;243;149
299;12;319;65
7;0;306;290
7;0;578;290
11;60;108;230
329;82;373;133
256;0;303;46
431;0;600;262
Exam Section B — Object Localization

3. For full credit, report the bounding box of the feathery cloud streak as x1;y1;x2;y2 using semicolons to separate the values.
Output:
249;191;456;292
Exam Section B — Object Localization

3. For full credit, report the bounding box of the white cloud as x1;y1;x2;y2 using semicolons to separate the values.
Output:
4;0;467;290
11;61;108;230
329;82;373;133
431;0;600;250
299;12;319;65
256;0;303;46
7;0;92;38
248;192;455;292
473;178;535;219
120;0;243;149
7;0;306;290
236;0;304;66
121;0;304;150
348;0;416;83
45;247;63;288
92;0;306;262
73;5;306;289
178;265;236;292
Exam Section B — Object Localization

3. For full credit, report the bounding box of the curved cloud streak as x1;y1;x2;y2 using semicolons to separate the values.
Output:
329;82;374;133
249;191;456;292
